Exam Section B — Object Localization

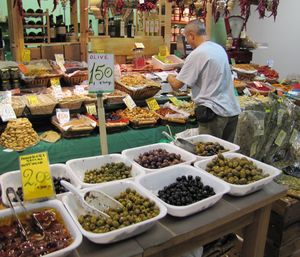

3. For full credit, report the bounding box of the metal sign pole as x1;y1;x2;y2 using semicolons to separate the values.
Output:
97;93;108;155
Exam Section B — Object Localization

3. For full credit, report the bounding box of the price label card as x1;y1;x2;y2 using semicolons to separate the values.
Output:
55;54;65;65
0;91;12;105
52;85;63;99
230;58;236;65
74;85;85;95
123;95;136;110
56;108;70;124
169;97;180;106
27;95;39;106
22;49;31;63
243;88;252;97
146;97;160;111
0;104;16;122
86;103;97;115
20;152;55;201
50;77;61;87
88;53;114;93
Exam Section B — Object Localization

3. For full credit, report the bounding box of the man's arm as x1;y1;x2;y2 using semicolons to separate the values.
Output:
167;74;184;91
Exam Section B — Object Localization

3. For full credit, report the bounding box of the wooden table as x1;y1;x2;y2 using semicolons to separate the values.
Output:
67;182;287;257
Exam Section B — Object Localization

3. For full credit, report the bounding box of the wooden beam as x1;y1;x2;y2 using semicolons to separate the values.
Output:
164;1;172;50
80;0;88;61
7;0;24;61
71;0;79;35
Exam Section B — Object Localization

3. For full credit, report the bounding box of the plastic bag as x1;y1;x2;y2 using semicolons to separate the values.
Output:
175;128;199;139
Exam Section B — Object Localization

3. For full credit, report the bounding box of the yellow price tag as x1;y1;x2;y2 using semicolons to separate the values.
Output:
169;97;180;106
19;152;55;201
146;97;160;111
86;103;97;115
50;78;60;87
22;49;31;63
27;95;39;106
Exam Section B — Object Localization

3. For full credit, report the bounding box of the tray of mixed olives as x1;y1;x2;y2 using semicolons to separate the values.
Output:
62;180;167;244
0;164;80;206
136;165;230;217
66;154;145;188
174;134;240;161
0;199;82;257
122;143;197;173
194;153;281;196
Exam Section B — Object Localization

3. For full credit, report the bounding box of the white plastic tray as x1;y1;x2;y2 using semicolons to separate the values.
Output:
62;180;167;244
0;199;82;257
194;153;281;196
176;134;240;161
66;154;145;188
122;143;197;173
152;55;184;70
0;164;81;206
136;165;230;217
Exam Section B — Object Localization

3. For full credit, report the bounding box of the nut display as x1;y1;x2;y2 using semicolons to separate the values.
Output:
206;154;269;184
135;149;184;169
158;175;215;206
13;176;71;201
195;142;228;156
119;107;158;122
84;162;132;184
78;188;160;233
0;118;39;151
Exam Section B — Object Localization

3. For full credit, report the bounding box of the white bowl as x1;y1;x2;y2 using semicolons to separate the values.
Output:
66;154;145;188
62;180;167;244
136;165;230;217
0;164;81;206
122;143;197;173
194;153;281;196
0;199;82;257
177;134;240;161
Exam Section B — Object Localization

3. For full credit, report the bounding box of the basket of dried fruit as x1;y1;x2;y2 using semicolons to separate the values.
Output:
51;114;97;138
11;96;26;117
58;95;86;110
23;94;58;115
232;64;257;80
155;104;189;125
116;73;161;100
117;107;159;128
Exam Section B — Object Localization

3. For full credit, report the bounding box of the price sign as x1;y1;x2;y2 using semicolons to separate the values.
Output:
50;78;61;87
74;85;85;95
52;85;63;99
88;53;114;93
123;95;136;110
0;104;16;122
86;103;97;115
27;95;39;105
55;54;66;72
243;88;252;96
230;58;236;65
20;152;55;201
0;91;12;105
56;108;70;124
169;97;180;106
22;49;31;63
146;97;160;111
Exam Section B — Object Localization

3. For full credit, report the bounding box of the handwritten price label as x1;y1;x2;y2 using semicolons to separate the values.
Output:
86;103;97;115
169;97;180;106
146;97;160;111
88;53;114;93
20;152;55;201
22;49;31;63
27;95;39;106
123;95;136;110
56;108;70;124
0;104;16;122
50;78;61;87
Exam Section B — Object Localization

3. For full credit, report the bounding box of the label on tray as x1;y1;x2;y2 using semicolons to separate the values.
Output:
50;77;61;87
27;95;39;106
19;152;55;201
0;104;16;122
275;130;287;147
88;53;114;93
86;103;97;116
55;54;66;72
22;49;31;63
0;91;12;105
56;108;70;124
146;97;160;111
123;95;136;110
74;85;85;95
52;85;63;99
243;88;252;96
169;97;180;106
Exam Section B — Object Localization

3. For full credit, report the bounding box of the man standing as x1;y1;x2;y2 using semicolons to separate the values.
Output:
167;19;240;142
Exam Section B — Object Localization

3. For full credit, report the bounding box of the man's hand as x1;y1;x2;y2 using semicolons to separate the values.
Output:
167;74;184;91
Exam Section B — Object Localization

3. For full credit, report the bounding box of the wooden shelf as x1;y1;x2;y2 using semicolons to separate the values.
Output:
24;36;47;39
171;20;188;25
24;42;80;46
24;25;47;29
24;12;46;17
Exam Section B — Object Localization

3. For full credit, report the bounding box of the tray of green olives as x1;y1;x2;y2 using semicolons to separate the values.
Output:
66;154;145;188
62;180;167;244
194;153;281;196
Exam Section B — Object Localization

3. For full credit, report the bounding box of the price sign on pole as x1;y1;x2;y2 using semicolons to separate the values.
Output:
20;152;55;201
88;53;114;93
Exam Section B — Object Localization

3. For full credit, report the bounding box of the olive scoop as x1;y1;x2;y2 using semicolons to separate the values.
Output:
60;181;123;219
162;131;196;154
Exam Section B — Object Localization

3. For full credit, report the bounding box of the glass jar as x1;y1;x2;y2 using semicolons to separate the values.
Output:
0;68;10;80
132;48;145;69
11;79;20;89
9;68;20;80
1;80;11;91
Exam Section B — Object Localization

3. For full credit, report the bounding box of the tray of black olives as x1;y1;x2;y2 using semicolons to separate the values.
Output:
66;154;145;188
62;180;167;244
122;143;197;173
0;164;81;206
194;153;281;196
174;134;240;160
136;165;230;217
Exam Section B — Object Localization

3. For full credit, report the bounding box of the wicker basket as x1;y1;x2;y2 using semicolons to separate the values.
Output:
116;82;161;100
58;98;84;110
22;73;63;88
24;94;57;115
12;96;26;117
62;71;88;86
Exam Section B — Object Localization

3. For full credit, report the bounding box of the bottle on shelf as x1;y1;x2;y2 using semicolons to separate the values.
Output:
49;15;56;43
108;18;116;37
56;15;67;42
114;15;124;37
98;17;105;36
127;20;135;38
88;19;94;36
145;14;150;36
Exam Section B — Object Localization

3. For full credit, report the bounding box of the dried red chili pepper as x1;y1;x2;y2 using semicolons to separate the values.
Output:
257;0;266;18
